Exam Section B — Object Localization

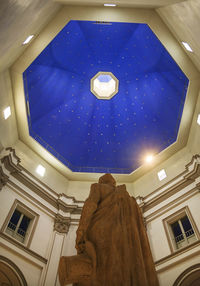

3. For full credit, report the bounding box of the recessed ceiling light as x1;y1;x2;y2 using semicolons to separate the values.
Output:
145;154;154;163
157;169;167;181
197;114;200;126
23;35;34;45
182;42;193;52
36;164;46;177
104;3;117;7
3;106;11;120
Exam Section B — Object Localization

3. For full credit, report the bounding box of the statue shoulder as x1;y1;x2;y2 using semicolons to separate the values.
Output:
88;183;101;203
90;183;101;193
116;184;128;194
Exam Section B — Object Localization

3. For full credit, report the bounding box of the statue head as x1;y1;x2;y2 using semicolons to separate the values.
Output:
98;173;116;187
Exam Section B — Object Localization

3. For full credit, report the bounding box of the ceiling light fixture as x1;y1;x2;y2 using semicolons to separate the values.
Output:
3;106;11;120
36;164;46;177
182;42;193;52
23;35;34;45
104;3;117;7
197;114;200;126
145;154;154;163
157;169;167;181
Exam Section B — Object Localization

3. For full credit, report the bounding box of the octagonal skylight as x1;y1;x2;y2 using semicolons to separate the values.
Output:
91;72;119;99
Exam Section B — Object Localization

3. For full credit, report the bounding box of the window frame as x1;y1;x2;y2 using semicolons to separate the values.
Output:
1;199;39;247
163;206;200;252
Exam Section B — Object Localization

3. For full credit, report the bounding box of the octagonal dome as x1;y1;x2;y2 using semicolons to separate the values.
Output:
23;20;189;174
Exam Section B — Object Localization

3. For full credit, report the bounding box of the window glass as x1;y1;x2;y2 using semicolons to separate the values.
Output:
171;221;182;237
8;209;21;231
18;215;30;237
181;216;194;237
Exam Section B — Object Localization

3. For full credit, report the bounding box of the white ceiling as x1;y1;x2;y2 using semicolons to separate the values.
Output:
1;0;200;73
53;0;186;8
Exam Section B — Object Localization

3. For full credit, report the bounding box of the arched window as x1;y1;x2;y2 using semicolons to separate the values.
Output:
173;264;200;286
0;256;27;286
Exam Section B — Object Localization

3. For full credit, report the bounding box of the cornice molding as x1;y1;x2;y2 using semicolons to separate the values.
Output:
0;148;83;222
0;166;9;190
136;154;200;214
155;240;200;271
0;232;47;265
1;148;200;223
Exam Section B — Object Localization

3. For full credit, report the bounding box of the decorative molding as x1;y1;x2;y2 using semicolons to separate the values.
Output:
0;166;9;190
57;197;82;214
1;153;22;174
54;214;70;234
0;232;47;264
140;154;200;213
5;147;21;164
0;148;83;217
144;187;199;223
155;239;200;269
143;179;193;213
1;148;200;219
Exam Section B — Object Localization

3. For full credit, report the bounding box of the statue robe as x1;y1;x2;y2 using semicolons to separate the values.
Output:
84;185;159;286
59;182;159;286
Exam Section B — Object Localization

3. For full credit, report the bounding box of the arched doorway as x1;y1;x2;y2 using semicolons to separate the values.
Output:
0;256;27;286
173;264;200;286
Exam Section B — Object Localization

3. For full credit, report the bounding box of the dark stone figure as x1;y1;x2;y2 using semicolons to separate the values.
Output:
59;174;159;286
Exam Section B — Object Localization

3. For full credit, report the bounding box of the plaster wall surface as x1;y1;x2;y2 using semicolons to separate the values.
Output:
0;184;55;258
0;186;16;229
132;146;193;198
0;71;18;148
29;210;54;258
68;180;134;201
187;91;200;154
147;190;200;261
14;140;70;195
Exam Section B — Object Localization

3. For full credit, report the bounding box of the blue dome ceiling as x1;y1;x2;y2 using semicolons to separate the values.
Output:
23;20;189;174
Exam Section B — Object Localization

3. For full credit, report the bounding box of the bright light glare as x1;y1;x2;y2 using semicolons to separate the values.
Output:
23;35;34;45
104;3;117;6
157;169;167;181
182;42;193;52
145;155;154;163
3;106;11;120
36;164;46;177
197;114;200;126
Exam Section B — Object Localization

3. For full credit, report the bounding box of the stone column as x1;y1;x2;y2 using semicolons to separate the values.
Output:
43;215;70;286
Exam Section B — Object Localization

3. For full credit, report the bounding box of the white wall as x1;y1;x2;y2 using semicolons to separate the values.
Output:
0;70;18;148
14;140;70;195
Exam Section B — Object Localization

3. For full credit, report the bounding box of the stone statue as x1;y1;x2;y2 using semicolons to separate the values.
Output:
59;174;159;286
